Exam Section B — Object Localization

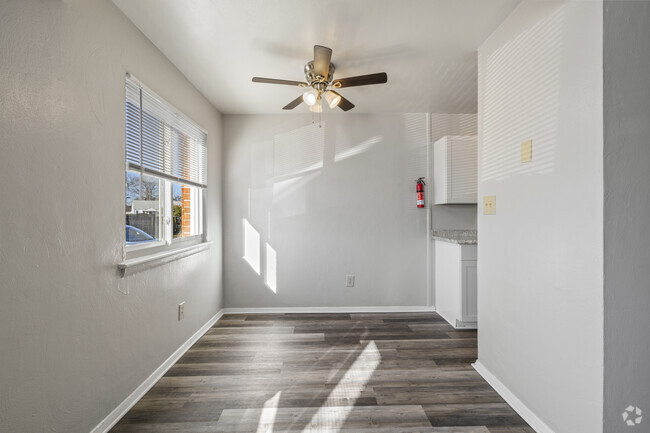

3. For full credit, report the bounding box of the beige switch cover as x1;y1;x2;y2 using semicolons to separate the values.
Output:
521;140;533;163
483;195;496;215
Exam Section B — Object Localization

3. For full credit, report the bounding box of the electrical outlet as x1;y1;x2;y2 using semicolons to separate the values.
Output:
178;302;185;321
346;275;355;287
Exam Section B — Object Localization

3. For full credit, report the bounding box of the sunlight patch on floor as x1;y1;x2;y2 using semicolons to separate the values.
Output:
304;341;381;431
255;391;282;433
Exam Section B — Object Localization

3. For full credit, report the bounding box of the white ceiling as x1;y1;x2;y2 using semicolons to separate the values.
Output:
113;0;520;114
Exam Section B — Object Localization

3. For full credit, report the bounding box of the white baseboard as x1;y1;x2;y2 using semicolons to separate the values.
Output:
472;360;553;433
454;319;477;329
434;308;456;327
90;309;224;433
222;306;436;314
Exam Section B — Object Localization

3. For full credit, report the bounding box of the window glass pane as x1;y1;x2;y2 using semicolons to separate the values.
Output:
172;182;202;239
125;171;162;245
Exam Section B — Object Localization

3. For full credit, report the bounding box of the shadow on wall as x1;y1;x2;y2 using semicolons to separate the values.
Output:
480;5;564;181
230;113;435;308
239;119;394;297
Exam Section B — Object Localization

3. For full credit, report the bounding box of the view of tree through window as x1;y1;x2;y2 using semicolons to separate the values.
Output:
125;172;162;245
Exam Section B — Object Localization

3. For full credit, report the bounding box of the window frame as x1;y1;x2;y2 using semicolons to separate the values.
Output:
123;74;208;260
125;173;207;260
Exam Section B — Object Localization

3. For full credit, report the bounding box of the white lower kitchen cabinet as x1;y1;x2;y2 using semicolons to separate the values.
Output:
434;240;477;329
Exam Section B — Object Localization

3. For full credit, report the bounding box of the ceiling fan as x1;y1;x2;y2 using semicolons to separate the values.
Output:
252;45;388;112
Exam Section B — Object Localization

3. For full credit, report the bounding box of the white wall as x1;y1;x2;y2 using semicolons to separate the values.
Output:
476;2;603;433
223;114;432;309
603;1;650;430
0;1;223;432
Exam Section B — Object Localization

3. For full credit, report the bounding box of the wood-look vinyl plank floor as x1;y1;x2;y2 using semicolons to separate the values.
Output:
110;313;531;433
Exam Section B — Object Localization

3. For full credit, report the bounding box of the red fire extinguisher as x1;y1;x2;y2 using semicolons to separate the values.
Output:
416;177;425;208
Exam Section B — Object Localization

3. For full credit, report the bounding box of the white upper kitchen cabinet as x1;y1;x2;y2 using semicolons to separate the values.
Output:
433;136;477;204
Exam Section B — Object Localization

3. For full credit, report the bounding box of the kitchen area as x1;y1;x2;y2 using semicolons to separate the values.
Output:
428;116;479;329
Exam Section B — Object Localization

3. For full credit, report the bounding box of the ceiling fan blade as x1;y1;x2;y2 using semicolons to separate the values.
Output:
313;45;333;80
333;72;387;88
252;77;307;86
282;95;304;110
332;91;355;111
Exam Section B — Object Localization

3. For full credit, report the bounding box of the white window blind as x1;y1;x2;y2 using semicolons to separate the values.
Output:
125;75;207;188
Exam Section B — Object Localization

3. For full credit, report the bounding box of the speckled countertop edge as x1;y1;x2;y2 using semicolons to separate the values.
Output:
432;229;477;245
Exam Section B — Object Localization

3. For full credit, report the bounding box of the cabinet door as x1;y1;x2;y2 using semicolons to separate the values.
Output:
461;260;478;322
433;137;449;204
448;137;477;203
432;136;477;204
434;241;462;325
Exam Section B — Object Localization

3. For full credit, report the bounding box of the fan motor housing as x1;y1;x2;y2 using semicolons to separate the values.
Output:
305;61;335;91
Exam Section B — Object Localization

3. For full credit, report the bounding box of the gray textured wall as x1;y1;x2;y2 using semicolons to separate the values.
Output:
0;1;223;431
604;1;650;431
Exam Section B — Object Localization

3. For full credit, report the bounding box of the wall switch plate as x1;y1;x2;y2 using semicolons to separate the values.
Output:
483;195;496;215
521;140;533;162
346;275;355;287
178;302;185;321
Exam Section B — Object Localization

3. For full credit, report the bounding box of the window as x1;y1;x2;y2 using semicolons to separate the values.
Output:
124;74;207;257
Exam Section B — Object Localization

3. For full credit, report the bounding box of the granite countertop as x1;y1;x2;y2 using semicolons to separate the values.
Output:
432;229;477;245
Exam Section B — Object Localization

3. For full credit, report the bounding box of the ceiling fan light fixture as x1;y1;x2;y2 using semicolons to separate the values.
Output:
252;45;388;112
302;89;318;106
324;90;341;109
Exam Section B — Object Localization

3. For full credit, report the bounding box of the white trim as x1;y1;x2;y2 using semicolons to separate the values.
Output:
435;307;464;329
90;309;224;433
472;360;553;433
125;239;166;253
118;241;212;275
222;306;436;314
426;112;434;309
454;319;477;329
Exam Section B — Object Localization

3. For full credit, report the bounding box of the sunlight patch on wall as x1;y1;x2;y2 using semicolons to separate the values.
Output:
481;6;565;182
272;171;321;203
306;340;381;431
334;135;382;162
255;391;281;433
265;243;277;293
243;218;260;275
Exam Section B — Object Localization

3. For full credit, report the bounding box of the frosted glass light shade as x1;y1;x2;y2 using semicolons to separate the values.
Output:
324;90;341;108
302;89;318;106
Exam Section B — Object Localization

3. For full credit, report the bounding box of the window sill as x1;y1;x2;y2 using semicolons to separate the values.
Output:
118;241;212;276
